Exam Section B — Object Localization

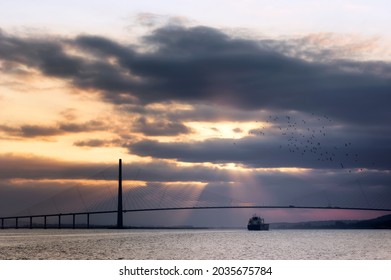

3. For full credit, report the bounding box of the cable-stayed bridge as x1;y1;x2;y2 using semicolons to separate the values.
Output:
1;159;391;229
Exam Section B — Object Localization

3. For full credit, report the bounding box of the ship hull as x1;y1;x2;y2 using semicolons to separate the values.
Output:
247;223;269;231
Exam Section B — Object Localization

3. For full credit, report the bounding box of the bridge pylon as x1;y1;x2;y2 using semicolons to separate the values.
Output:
117;159;123;229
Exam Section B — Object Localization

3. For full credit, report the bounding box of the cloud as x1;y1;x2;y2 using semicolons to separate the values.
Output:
133;13;191;28
132;117;192;136
0;153;228;182
1;25;391;223
1;25;390;126
59;120;107;133
1;25;390;173
1;154;390;215
0;154;108;180
16;125;61;137
266;32;391;62
73;138;122;148
0;120;108;139
128;128;391;170
0;32;82;77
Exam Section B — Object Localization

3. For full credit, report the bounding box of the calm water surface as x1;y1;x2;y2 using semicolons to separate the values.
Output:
0;229;390;260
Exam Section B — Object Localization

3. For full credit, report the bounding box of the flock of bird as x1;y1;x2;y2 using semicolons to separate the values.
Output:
247;113;361;173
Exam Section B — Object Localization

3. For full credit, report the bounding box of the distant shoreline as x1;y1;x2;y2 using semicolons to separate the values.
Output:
271;214;391;230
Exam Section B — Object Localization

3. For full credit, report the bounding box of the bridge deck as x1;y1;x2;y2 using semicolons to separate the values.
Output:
2;205;391;229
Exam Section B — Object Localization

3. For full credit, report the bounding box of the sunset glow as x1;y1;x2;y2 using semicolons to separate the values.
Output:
1;0;391;225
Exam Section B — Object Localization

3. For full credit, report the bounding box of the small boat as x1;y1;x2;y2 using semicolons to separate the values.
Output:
247;214;269;231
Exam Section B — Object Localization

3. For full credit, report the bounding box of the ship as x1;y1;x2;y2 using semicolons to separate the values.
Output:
247;214;269;231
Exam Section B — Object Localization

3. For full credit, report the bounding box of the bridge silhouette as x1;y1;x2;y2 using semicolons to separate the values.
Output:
1;159;391;229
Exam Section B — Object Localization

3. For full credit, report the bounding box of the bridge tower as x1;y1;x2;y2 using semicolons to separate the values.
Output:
117;159;123;229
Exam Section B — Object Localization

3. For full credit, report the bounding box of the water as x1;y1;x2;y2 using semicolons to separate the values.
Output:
0;229;390;260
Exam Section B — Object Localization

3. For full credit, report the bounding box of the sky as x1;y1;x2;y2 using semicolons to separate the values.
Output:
0;0;391;226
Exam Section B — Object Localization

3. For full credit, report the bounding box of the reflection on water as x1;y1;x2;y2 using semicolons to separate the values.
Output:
0;229;390;260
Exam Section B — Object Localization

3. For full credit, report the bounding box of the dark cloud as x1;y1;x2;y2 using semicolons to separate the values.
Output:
1;26;390;126
1;25;390;217
132;117;192;136
0;61;31;75
0;120;108;138
0;179;73;216
73;138;122;148
120;103;271;127
0;32;82;77
0;154;108;180
128;129;391;170
1;26;390;167
59;120;107;133
0;124;59;137
1;154;390;216
19;125;60;137
74;34;135;59
0;154;228;182
73;139;112;147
